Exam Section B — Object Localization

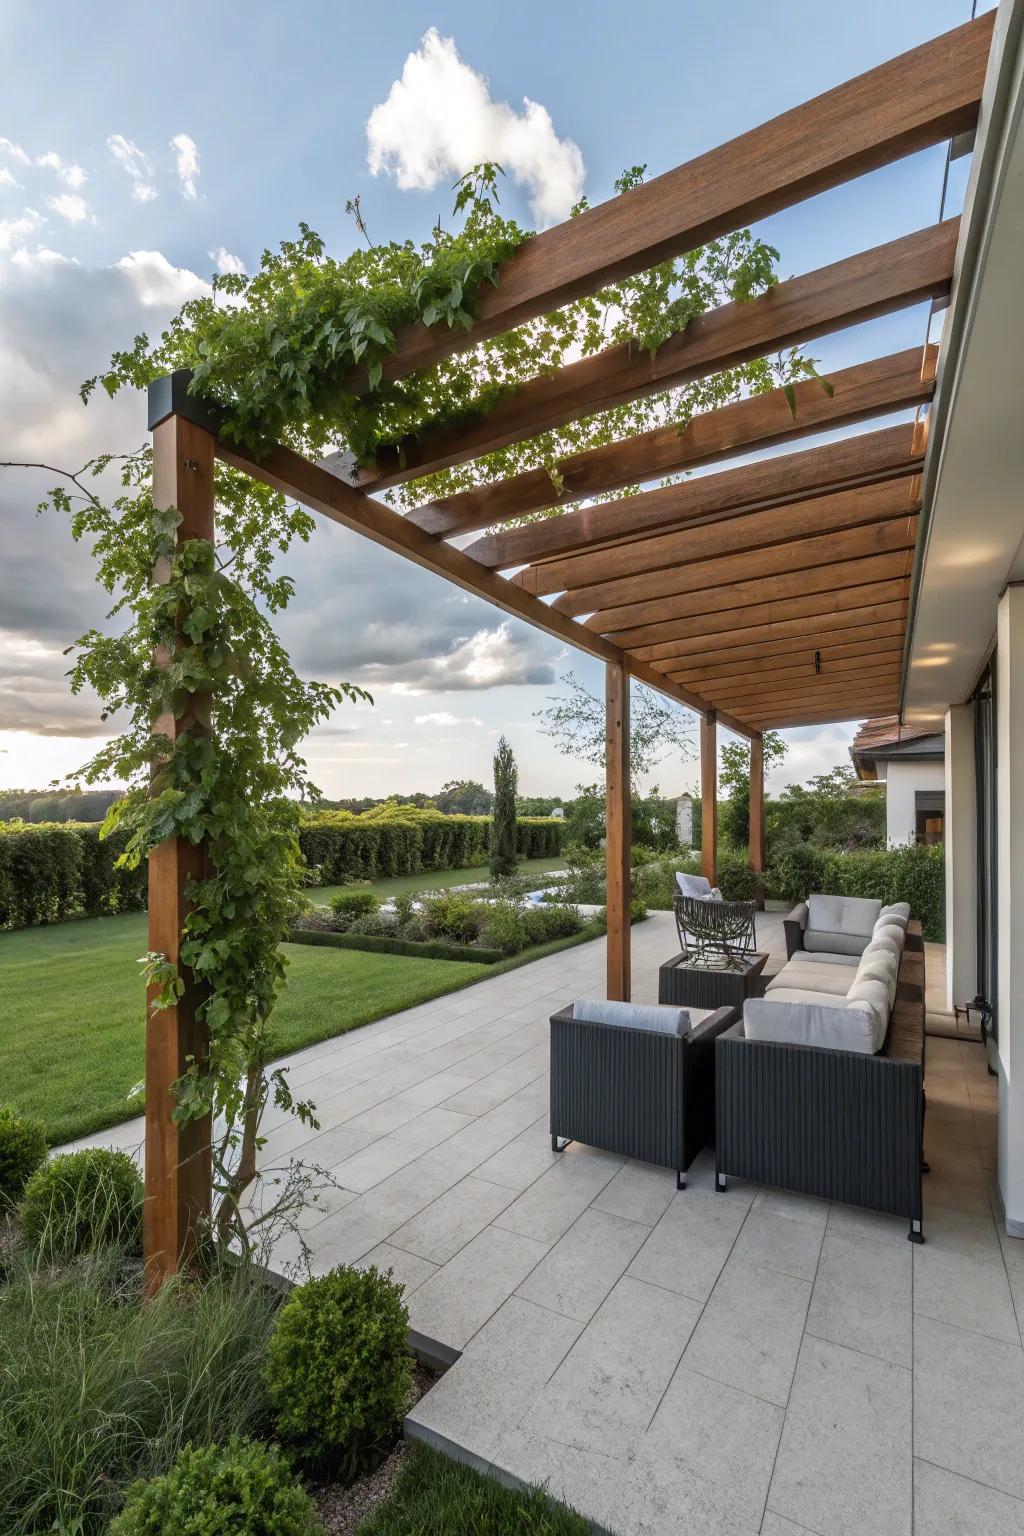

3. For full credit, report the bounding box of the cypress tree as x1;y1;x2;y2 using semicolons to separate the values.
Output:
490;735;519;878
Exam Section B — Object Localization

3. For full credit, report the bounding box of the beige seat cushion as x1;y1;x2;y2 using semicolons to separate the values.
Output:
768;960;853;997
790;950;860;967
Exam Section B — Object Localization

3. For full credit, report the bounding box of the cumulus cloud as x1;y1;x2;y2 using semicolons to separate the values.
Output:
114;249;211;307
36;151;87;190
0;209;43;252
106;134;157;202
45;192;90;223
0;137;30;165
414;711;483;727
170;133;200;200
0;167;22;190
209;245;245;274
366;29;584;226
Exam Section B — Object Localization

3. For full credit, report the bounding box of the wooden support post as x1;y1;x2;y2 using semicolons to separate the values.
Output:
701;711;718;888
606;661;631;1001
749;732;766;911
144;413;215;1294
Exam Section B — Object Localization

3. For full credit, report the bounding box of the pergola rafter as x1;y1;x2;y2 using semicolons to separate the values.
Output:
140;12;997;1282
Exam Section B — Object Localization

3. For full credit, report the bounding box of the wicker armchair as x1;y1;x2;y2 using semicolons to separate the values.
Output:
549;1002;737;1187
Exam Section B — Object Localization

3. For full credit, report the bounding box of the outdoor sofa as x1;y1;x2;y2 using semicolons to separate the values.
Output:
549;999;737;1187
715;898;928;1240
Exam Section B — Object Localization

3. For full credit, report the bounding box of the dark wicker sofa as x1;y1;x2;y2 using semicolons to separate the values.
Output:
715;922;927;1239
549;1002;736;1188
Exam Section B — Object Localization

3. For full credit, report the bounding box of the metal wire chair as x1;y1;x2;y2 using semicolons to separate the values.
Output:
673;894;757;970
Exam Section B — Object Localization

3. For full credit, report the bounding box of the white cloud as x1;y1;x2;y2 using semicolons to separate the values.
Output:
0;208;43;253
414;711;483;727
10;246;78;271
45;192;90;224
209;245;245;274
170;132;200;200
0;137;30;166
0;167;22;190
114;249;211;307
36;151;87;190
107;134;157;203
366;28;584;226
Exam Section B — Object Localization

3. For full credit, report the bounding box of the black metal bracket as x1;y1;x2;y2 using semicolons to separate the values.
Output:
147;369;225;437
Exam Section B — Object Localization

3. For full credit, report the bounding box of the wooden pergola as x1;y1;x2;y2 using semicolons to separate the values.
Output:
143;12;993;1280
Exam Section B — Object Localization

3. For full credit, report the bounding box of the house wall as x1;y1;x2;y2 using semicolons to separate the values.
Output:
997;585;1024;1234
884;760;945;847
944;703;977;1013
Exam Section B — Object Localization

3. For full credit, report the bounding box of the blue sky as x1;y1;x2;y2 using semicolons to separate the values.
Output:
0;0;982;800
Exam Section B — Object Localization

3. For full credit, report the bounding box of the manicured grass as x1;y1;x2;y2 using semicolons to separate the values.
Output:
356;1442;589;1535
317;853;565;904
0;911;490;1145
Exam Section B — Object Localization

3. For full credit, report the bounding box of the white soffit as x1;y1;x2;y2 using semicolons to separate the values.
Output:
904;0;1024;727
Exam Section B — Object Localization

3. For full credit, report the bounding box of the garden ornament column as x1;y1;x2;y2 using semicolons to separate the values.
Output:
606;660;631;1001
144;399;215;1292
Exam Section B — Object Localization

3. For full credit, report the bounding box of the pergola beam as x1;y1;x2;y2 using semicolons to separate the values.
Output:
348;14;990;388
629;585;910;660
586;518;918;635
466;424;921;570
663;622;907;678
536;479;920;607
705;662;903;711
410;347;935;538
604;552;915;648
676;641;906;690
347;222;955;491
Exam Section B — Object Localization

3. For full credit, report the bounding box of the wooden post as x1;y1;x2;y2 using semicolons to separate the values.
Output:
749;731;766;911
144;413;215;1293
701;711;718;887
606;660;631;1001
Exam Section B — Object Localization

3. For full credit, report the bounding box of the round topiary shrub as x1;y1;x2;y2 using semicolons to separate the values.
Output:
328;887;380;920
0;1105;47;1209
265;1266;413;1479
108;1435;322;1536
21;1145;143;1259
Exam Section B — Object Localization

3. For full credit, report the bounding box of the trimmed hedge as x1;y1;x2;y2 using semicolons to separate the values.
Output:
0;822;147;929
298;806;564;885
0;810;564;930
287;928;505;964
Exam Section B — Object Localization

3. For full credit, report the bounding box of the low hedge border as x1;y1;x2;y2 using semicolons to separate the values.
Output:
287;928;505;964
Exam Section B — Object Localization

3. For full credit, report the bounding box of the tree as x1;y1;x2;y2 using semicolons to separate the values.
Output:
535;670;696;788
434;779;493;815
719;731;788;848
490;736;518;877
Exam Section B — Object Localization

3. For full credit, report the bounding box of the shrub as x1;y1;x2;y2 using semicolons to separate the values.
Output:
21;1147;143;1260
328;886;380;919
420;892;485;944
395;915;425;942
0;1106;47;1208
265;1266;413;1478
393;892;415;924
0;1249;281;1536
480;896;528;955
346;911;389;937
108;1436;322;1536
523;902;583;944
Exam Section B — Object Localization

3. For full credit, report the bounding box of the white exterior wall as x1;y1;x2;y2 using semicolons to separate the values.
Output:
884;759;946;847
997;585;1024;1234
944;704;977;1013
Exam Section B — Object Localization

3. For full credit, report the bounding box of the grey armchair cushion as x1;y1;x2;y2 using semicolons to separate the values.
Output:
571;998;691;1036
676;872;723;901
807;893;882;937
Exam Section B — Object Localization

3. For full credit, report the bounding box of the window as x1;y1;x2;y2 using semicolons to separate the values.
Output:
914;790;945;845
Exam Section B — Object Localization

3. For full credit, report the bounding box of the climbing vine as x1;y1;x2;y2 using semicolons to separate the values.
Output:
22;446;367;1251
86;165;824;521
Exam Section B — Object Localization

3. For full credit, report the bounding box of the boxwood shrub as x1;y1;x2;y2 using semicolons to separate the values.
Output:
108;1436;321;1536
21;1147;144;1260
265;1266;413;1479
0;1106;48;1208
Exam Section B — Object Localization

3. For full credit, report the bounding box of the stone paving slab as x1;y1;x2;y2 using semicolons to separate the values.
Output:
62;912;1024;1534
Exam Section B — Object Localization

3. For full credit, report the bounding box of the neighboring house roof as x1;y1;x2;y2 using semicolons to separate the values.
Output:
849;716;945;780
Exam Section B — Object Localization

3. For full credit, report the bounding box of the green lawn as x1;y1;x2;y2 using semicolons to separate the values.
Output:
356;1442;588;1535
0;911;491;1145
317;853;565;904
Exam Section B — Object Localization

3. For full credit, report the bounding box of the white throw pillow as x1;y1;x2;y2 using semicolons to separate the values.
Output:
676;873;723;901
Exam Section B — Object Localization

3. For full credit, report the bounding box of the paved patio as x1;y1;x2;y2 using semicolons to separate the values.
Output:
77;911;1024;1534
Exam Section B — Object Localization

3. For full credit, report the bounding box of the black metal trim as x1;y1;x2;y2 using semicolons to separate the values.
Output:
148;369;225;436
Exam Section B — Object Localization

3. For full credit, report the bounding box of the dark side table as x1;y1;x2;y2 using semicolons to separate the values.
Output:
658;951;769;1012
